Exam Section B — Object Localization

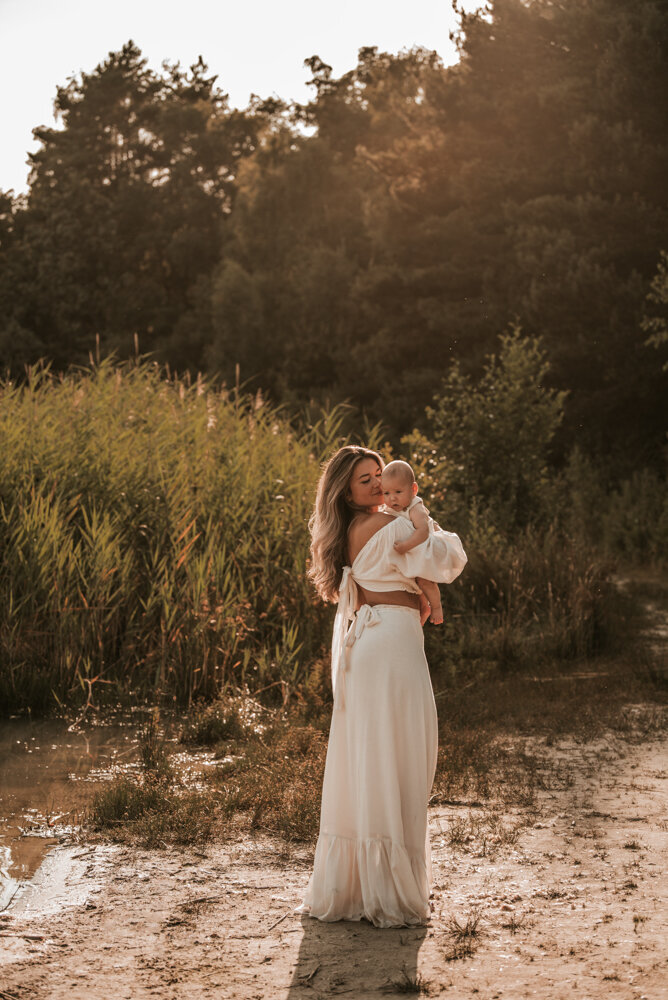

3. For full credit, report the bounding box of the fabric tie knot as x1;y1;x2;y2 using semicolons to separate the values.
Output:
334;604;382;711
345;603;382;648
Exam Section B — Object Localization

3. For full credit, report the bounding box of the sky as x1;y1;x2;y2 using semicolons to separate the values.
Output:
0;0;479;195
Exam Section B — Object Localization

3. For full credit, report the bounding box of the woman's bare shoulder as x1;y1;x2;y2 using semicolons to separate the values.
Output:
347;512;395;563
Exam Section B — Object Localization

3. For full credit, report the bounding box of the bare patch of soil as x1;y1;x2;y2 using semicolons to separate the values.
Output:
2;727;666;999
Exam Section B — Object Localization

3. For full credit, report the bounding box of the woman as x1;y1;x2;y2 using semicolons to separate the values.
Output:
297;445;467;928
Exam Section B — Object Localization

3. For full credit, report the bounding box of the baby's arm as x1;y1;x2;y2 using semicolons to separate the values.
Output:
393;502;430;555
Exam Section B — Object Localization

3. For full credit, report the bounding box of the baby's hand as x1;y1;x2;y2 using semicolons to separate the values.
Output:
393;540;409;555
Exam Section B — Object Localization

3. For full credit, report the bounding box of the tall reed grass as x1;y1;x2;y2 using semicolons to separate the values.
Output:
1;360;630;714
0;360;352;711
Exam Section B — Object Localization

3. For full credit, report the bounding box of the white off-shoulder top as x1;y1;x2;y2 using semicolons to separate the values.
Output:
331;516;467;708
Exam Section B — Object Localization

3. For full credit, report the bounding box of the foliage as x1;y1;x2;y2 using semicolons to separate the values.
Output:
90;715;220;846
0;356;634;715
551;448;668;568
0;42;270;370
189;0;668;469
179;699;246;745
2;3;667;474
0;359;354;712
212;722;327;841
424;327;567;530
599;469;668;566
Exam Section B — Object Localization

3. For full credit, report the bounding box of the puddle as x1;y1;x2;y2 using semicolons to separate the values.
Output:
0;710;230;916
0;713;151;911
7;843;119;917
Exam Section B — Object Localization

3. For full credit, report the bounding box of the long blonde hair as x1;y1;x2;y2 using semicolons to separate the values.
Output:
308;445;383;603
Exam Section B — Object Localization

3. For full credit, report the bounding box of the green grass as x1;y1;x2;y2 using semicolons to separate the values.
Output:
0;359;350;712
90;778;221;848
179;699;247;745
0;358;649;715
91;706;327;846
86;632;667;850
210;721;328;841
89;713;222;847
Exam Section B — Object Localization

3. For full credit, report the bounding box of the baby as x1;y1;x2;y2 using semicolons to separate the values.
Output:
380;460;444;624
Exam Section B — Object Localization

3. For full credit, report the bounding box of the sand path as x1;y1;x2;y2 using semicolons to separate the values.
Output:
2;726;666;999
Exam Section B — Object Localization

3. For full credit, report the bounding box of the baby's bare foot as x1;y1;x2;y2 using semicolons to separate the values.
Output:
429;606;444;625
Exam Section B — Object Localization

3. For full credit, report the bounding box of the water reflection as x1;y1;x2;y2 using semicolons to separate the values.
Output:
286;914;427;996
0;713;147;909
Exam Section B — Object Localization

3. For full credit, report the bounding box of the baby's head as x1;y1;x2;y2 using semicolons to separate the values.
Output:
381;460;418;512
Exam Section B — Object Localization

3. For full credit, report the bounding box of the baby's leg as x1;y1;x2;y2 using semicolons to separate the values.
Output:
417;577;443;625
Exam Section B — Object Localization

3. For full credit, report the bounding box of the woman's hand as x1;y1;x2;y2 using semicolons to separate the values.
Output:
418;591;431;627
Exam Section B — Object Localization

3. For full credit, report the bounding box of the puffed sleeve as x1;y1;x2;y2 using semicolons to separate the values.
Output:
390;521;467;584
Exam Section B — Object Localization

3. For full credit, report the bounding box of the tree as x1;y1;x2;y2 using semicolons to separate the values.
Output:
425;327;567;528
199;1;668;470
1;42;264;370
348;0;668;464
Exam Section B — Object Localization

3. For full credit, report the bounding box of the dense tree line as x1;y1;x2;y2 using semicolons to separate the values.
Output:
1;0;667;474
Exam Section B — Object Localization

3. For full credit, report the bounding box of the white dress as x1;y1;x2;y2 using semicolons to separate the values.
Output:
297;516;467;928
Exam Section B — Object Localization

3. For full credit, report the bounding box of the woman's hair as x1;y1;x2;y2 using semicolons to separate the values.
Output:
308;445;383;602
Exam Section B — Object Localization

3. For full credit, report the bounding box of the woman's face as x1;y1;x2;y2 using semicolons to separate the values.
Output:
347;458;383;512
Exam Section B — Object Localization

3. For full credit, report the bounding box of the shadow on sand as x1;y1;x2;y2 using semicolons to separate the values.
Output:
285;913;428;998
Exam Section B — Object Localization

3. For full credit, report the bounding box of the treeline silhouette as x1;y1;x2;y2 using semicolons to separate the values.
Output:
1;0;667;474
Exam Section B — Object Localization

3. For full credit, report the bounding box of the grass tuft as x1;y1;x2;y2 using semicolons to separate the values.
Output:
501;912;530;934
444;939;478;962
211;722;327;841
180;700;246;745
446;913;482;940
89;713;218;847
383;968;432;994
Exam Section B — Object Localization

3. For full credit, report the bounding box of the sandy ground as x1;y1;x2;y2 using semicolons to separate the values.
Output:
1;725;666;1000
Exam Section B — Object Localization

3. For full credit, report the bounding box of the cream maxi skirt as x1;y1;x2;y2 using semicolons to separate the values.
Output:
297;604;438;928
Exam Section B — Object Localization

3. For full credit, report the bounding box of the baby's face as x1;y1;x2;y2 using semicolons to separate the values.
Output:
381;474;414;511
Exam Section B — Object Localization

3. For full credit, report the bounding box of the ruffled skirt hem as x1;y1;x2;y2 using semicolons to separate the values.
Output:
296;832;431;929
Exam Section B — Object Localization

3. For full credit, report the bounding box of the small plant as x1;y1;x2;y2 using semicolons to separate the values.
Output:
444;940;477;962
140;714;173;783
447;816;470;847
446;912;482;940
633;914;647;934
180;700;245;745
623;839;643;851
545;888;568;899
501;912;529;934
384;968;432;994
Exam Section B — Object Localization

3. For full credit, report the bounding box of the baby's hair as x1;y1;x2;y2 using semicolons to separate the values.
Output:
381;460;415;487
